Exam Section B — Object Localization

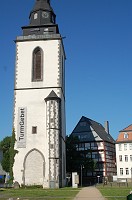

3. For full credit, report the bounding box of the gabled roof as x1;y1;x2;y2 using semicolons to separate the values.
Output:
120;124;132;132
116;124;132;143
72;116;115;143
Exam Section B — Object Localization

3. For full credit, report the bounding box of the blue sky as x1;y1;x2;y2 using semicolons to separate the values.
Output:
1;0;132;141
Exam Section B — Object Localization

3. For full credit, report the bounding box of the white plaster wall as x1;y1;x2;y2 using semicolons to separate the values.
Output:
13;89;49;186
13;88;64;186
13;39;66;187
90;126;102;141
116;143;132;179
15;40;60;89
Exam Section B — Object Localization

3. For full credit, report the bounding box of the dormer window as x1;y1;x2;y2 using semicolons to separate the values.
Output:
124;133;128;139
34;13;38;20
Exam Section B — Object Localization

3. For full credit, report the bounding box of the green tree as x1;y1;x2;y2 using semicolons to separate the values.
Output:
66;134;96;174
66;134;81;173
82;150;97;172
0;129;17;183
0;136;11;172
9;129;18;183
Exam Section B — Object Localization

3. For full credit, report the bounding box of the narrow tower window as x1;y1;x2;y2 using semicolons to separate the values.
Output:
32;126;37;134
32;47;43;81
34;13;38;20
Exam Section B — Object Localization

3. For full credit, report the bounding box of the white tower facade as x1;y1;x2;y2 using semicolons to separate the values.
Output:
13;0;66;188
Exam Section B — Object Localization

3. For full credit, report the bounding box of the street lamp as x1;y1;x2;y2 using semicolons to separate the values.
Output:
97;176;100;184
80;165;84;187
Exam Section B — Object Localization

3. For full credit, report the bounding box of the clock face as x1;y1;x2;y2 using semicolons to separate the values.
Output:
42;12;49;18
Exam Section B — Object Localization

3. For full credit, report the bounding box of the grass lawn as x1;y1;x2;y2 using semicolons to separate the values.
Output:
97;185;132;200
0;187;80;200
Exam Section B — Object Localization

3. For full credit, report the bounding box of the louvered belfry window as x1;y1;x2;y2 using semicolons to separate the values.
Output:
32;47;43;81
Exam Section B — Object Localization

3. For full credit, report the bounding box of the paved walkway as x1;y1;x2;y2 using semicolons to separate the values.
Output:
74;186;106;200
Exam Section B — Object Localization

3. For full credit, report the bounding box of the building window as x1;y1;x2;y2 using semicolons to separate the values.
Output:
119;144;122;151
124;144;127;151
125;155;128;162
126;168;129;175
129;144;132;150
124;133;128;139
34;13;38;19
120;168;123;175
119;155;122;161
32;126;37;134
32;47;43;81
85;143;90;150
92;152;97;159
130;155;132;161
78;143;85;151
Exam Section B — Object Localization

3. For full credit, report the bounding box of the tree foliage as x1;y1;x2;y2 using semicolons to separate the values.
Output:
0;136;11;172
66;134;82;173
9;128;18;183
0;129;17;183
66;134;96;174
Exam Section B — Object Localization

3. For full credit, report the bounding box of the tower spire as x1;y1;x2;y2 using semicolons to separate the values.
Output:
29;0;56;26
31;0;53;13
22;0;59;36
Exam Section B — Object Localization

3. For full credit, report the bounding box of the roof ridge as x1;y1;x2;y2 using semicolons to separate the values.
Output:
82;116;103;127
120;124;132;132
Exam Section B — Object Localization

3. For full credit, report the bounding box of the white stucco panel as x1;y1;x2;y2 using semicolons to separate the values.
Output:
16;40;60;89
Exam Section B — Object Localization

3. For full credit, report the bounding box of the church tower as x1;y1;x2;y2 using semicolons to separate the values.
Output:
13;0;66;188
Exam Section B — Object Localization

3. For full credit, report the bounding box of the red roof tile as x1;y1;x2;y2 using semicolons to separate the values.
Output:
120;124;132;132
116;124;132;142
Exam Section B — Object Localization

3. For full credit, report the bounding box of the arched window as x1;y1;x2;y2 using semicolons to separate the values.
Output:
32;47;43;81
34;13;38;20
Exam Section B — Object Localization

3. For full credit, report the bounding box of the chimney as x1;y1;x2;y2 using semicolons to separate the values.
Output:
104;121;109;134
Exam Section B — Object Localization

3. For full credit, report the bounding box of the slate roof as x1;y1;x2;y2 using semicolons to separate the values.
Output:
30;0;54;14
45;90;60;101
72;116;115;143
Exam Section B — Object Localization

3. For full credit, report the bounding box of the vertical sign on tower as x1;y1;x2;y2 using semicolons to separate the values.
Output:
17;107;27;148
